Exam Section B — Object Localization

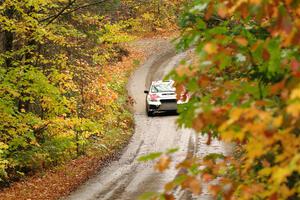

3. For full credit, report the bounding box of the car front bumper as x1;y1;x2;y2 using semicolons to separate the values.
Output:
147;100;178;112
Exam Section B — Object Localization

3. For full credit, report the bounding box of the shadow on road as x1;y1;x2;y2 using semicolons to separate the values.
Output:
149;111;178;117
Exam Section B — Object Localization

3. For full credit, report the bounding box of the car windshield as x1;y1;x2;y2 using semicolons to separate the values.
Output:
151;82;175;93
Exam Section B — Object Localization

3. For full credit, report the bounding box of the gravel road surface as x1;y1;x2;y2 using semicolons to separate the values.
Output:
66;38;231;200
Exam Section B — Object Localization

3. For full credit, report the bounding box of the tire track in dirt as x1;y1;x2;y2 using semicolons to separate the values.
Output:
66;39;193;200
66;38;231;200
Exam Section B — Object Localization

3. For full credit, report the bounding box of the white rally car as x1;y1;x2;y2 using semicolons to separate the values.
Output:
144;80;188;116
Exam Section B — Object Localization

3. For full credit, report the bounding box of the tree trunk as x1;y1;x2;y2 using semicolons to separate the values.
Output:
3;7;14;68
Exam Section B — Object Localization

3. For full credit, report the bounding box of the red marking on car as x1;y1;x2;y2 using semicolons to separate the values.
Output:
150;94;159;101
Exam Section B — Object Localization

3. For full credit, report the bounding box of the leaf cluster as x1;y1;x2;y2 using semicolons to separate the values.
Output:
162;0;300;199
0;0;173;185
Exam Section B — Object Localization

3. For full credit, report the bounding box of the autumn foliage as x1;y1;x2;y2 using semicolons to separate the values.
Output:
155;0;300;199
0;0;183;186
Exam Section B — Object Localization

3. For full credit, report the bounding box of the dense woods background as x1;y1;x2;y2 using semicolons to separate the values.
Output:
0;0;184;186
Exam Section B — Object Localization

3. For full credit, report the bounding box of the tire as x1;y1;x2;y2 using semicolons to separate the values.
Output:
146;106;154;116
146;105;154;117
147;110;154;117
146;100;154;117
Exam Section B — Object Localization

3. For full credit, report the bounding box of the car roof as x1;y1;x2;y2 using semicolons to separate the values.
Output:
151;80;174;86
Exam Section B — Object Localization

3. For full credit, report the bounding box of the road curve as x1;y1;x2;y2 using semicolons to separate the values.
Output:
66;38;232;200
66;39;194;200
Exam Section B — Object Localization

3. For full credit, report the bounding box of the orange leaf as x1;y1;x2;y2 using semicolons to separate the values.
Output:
262;49;270;60
192;115;204;132
284;0;292;5
182;176;202;195
176;159;194;169
202;173;214;182
239;3;249;19
209;185;221;196
217;5;228;18
291;59;300;77
250;0;262;5
154;155;171;172
163;194;175;200
204;43;218;54
205;2;214;20
255;100;267;106
270;81;285;94
198;75;211;87
175;65;187;77
235;37;248;46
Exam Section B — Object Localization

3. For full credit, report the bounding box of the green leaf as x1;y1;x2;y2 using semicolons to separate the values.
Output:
138;192;159;200
203;153;225;161
138;152;163;162
166;148;179;154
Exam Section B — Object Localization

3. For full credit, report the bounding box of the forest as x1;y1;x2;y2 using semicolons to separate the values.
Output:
0;0;300;200
0;0;182;185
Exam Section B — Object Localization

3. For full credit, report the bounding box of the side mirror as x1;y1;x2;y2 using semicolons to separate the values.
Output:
144;90;149;94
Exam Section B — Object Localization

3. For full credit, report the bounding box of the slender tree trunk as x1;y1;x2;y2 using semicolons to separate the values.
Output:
3;7;14;68
76;129;80;156
157;0;163;16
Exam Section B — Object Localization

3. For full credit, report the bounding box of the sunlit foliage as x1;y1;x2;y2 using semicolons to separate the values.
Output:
0;0;180;185
155;0;300;199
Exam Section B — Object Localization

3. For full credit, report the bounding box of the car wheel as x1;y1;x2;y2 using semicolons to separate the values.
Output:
146;99;154;117
146;106;154;117
146;105;154;117
147;110;154;117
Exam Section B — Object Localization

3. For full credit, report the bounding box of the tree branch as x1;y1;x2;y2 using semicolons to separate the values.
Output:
41;0;76;25
60;0;110;16
40;0;110;25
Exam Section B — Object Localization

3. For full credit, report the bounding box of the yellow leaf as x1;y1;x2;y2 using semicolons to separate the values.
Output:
271;167;290;185
273;116;283;128
246;138;265;162
220;130;245;142
287;103;300;118
259;167;272;176
204;43;218;54
164;182;176;192
290;87;300;99
0;142;8;149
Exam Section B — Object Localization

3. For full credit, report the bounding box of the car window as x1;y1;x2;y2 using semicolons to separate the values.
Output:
151;83;175;93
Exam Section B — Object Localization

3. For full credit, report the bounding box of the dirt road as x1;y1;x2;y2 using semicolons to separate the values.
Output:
66;38;231;200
